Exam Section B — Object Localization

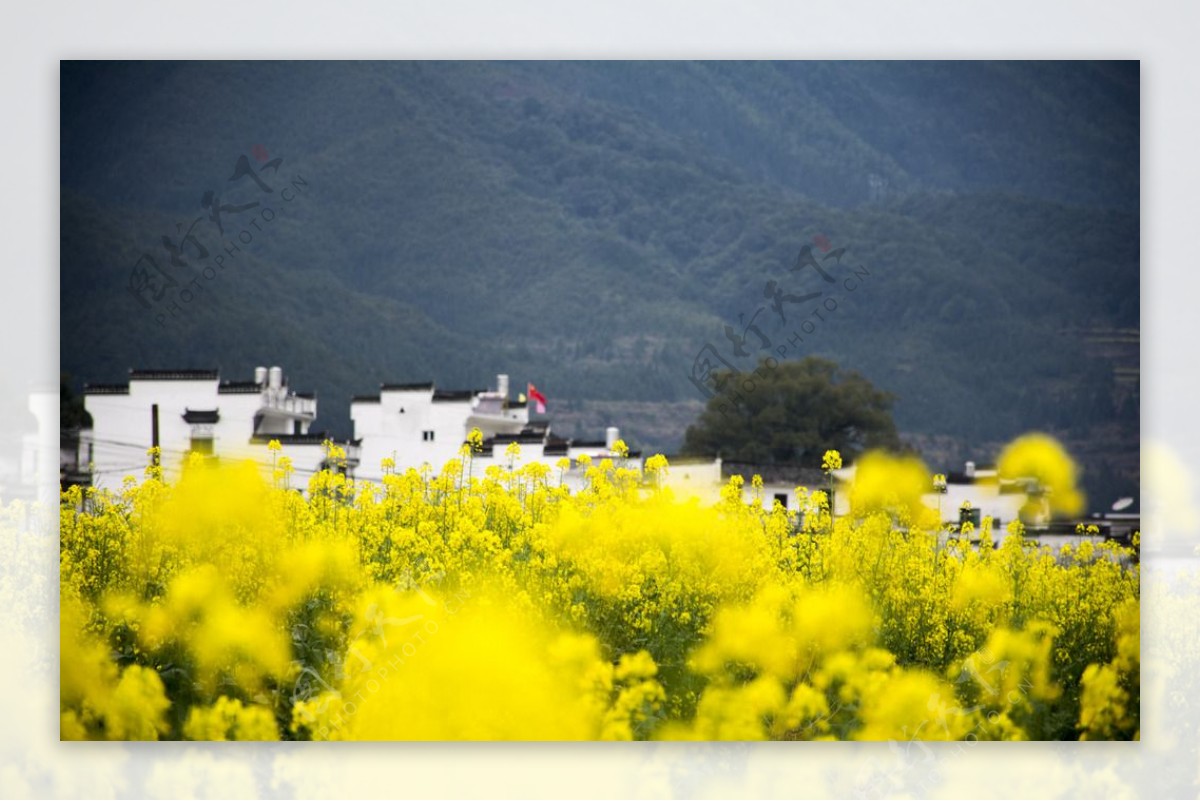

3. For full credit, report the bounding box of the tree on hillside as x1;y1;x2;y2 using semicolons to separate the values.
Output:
681;356;901;465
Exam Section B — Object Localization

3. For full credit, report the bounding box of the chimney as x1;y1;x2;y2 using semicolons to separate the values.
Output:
254;366;267;386
497;373;510;399
606;426;620;451
268;366;283;390
965;461;976;479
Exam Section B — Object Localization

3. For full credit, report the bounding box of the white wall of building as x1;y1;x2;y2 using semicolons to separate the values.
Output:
352;377;533;481
213;394;261;454
926;483;1029;528
83;368;354;493
659;459;724;504
352;388;442;480
657;459;1034;525
85;378;218;490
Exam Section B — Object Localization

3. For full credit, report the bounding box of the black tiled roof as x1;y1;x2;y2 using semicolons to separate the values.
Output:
352;394;381;403
83;383;129;395
218;381;263;394
432;389;482;402
666;456;724;465
492;432;548;445
249;432;359;447
380;382;434;391
722;462;828;486
130;369;219;381
946;469;998;485
182;409;220;424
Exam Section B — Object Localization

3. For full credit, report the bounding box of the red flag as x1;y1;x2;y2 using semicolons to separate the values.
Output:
527;383;548;414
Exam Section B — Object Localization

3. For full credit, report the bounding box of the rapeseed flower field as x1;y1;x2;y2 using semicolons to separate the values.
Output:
60;435;1138;741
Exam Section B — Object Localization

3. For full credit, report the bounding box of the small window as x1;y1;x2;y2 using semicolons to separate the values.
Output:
422;430;435;442
774;493;788;509
293;420;302;435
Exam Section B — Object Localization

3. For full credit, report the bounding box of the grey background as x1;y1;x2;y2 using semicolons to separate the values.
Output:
4;0;1194;796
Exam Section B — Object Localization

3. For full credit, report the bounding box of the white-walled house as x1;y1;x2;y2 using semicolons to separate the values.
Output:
825;460;1032;529
70;364;1111;543
660;459;843;513
924;462;1031;529
74;366;638;494
662;457;1041;529
351;373;639;488
350;374;528;480
476;425;638;493
720;460;846;515
69;362;1053;529
81;366;360;491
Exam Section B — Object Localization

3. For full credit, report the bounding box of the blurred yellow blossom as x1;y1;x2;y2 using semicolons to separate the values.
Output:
998;433;1085;517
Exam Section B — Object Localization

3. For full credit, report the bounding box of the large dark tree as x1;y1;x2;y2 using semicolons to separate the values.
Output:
61;373;93;431
681;356;901;465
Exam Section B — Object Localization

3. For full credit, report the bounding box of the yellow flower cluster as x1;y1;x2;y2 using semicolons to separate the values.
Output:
847;451;938;526
60;433;1137;740
998;433;1085;517
61;594;170;740
183;696;280;741
1077;597;1139;740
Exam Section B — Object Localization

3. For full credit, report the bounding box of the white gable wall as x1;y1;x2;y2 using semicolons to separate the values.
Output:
86;378;220;490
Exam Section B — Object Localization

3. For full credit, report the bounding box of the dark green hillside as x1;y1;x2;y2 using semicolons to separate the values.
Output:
61;61;1139;509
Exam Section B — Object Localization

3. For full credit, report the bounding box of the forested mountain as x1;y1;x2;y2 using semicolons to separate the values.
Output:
60;61;1139;508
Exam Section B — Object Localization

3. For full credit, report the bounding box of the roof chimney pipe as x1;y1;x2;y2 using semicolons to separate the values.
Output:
606;426;620;451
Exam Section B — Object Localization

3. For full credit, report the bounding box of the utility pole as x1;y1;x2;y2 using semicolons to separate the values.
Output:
151;403;160;467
